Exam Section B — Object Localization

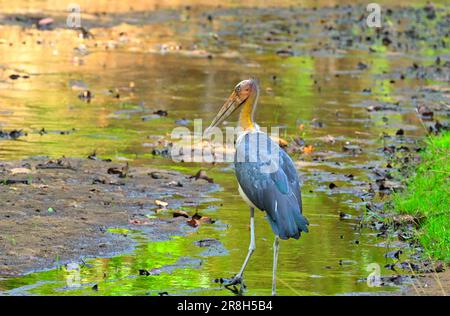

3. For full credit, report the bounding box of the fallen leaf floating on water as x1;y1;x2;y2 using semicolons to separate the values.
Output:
186;212;215;228
153;110;168;117
173;210;189;218
107;163;128;178
154;199;168;208
10;168;32;175
190;170;214;183
303;145;314;154
269;135;288;148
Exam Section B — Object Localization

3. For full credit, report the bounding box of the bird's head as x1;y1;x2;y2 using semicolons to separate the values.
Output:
204;79;259;136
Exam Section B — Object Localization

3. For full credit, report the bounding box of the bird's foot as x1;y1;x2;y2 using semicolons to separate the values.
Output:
215;274;246;295
223;275;243;286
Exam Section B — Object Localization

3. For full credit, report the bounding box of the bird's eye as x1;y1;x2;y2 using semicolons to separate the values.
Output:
235;86;241;93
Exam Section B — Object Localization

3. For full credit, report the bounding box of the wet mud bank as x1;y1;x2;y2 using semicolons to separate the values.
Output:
0;0;449;295
0;157;218;276
360;131;449;295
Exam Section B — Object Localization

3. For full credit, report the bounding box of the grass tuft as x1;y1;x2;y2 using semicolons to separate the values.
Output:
391;131;450;262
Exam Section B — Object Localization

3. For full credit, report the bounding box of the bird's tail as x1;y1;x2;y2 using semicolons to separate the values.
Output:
266;198;309;240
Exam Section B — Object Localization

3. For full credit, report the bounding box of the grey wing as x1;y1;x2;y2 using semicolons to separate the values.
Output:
234;133;309;240
280;148;303;214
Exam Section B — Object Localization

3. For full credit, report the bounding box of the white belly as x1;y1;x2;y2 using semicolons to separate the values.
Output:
238;184;258;209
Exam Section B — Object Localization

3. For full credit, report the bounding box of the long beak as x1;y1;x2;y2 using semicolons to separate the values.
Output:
204;91;243;136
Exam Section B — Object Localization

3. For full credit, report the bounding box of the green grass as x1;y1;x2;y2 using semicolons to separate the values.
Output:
391;131;450;262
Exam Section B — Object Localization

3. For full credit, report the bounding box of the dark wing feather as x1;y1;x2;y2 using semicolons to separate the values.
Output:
234;132;309;240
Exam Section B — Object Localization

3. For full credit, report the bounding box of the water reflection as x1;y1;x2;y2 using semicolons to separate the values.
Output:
0;1;445;295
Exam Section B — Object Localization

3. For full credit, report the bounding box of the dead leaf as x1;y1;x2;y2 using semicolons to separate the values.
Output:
187;218;200;227
303;145;314;154
107;163;128;178
173;210;189;218
154;200;168;208
199;216;215;224
187;213;215;226
190;170;214;183
10;168;32;175
270;136;288;148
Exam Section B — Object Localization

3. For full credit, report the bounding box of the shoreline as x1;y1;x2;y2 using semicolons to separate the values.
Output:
0;157;218;276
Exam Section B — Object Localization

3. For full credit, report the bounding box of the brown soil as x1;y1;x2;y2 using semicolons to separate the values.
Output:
0;157;216;276
403;269;450;296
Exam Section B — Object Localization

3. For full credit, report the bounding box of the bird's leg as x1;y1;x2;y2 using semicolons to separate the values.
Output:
237;207;256;277
223;207;255;288
272;236;279;296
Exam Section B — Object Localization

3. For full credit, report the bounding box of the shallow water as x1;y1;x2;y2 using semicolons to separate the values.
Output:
0;1;448;295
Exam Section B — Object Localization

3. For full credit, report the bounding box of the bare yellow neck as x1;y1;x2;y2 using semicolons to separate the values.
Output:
239;94;257;131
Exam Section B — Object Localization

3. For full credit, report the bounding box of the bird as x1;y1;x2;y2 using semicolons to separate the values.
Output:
204;79;309;295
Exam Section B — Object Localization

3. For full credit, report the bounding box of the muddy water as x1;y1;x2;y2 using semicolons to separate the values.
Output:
0;2;448;295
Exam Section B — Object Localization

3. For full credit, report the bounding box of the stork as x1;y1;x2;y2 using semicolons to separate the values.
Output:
205;79;309;295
